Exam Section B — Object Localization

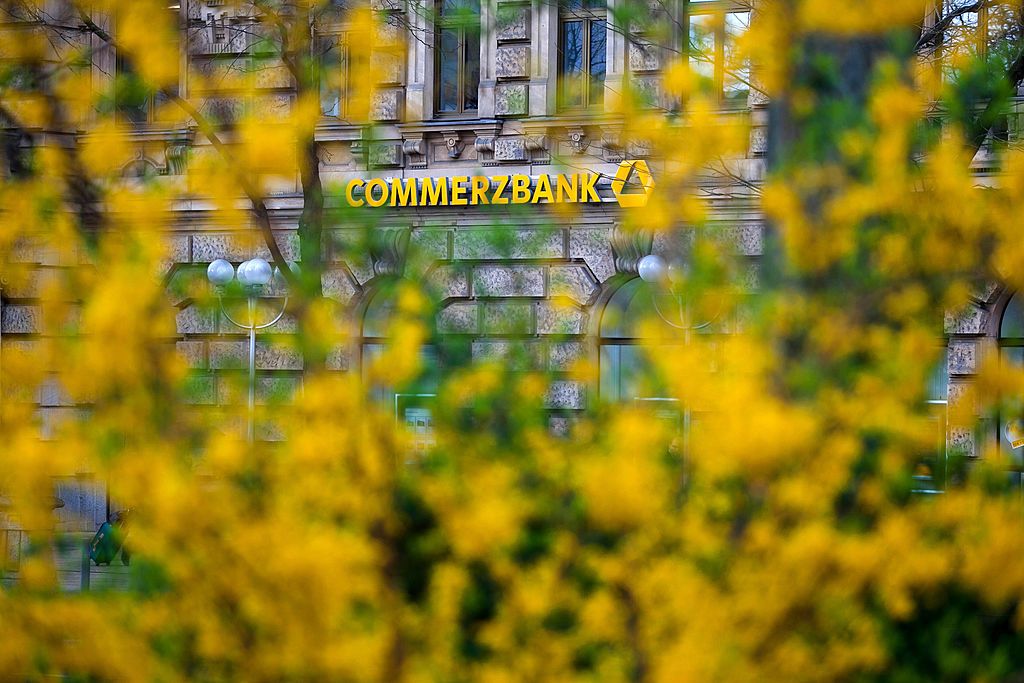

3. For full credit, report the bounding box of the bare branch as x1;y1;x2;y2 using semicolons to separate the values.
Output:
915;1;986;53
75;4;298;288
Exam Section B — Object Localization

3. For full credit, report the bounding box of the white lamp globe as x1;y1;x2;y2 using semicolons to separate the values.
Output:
236;259;253;286
207;259;235;286
667;260;687;285
272;261;298;284
637;254;668;284
246;258;273;286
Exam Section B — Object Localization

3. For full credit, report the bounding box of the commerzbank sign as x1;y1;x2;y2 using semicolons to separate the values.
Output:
344;160;654;209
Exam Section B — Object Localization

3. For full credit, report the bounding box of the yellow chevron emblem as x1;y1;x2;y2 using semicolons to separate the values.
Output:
611;159;655;208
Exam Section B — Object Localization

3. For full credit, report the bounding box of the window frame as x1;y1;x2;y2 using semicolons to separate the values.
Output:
318;31;350;120
917;346;950;494
557;0;608;111
113;5;181;126
684;0;751;108
434;0;482;117
997;292;1024;489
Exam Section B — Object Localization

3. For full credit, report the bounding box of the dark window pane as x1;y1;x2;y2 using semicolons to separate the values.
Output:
561;20;584;74
561;0;604;11
438;28;460;112
560;19;584;107
319;36;343;117
463;27;480;110
589;19;606;106
441;0;480;27
115;57;150;124
441;0;479;13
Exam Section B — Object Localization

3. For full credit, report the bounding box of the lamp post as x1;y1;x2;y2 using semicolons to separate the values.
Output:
206;257;290;443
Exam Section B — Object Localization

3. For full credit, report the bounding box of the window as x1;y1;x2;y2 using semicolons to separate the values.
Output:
558;0;606;109
915;348;949;494
686;1;750;106
599;276;724;475
930;2;1023;81
319;33;349;118
114;5;180;124
436;0;480;115
598;277;719;403
998;293;1024;488
361;284;440;405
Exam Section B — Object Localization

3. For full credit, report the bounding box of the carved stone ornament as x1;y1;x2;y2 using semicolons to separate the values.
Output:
165;140;190;175
443;131;465;159
474;136;494;153
121;151;162;179
602;130;622;151
610;224;654;276
403;139;426;156
626;138;652;159
350;137;365;161
567;127;587;154
370;227;411;277
403;138;427;167
525;134;548;152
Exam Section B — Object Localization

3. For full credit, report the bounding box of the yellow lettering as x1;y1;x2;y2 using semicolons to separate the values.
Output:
420;177;447;205
470;176;489;205
451;176;469;205
511;174;531;204
346;178;365;207
491;175;510;204
531;174;553;204
391;178;417;207
556;174;578;203
580;173;600;202
365;178;389;207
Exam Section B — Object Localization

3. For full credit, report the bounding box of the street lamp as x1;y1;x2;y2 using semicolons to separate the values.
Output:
637;254;716;332
206;257;290;443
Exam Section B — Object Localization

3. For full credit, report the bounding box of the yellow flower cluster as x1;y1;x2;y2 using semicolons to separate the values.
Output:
0;1;1023;681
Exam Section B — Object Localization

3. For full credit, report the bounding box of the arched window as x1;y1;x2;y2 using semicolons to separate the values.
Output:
998;292;1024;476
360;283;439;454
598;275;728;458
917;347;948;494
599;277;669;405
599;277;716;440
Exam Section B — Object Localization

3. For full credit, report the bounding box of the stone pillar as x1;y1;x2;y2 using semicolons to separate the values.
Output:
604;0;628;112
529;0;555;115
494;0;531;117
478;0;497;117
405;0;433;122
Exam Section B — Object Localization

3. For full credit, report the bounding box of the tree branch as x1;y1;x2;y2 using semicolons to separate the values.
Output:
76;5;298;288
915;1;986;53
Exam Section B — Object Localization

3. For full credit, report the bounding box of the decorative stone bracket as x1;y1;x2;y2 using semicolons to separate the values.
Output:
525;134;547;152
610;225;654;276
443;131;465;159
165;140;190;175
475;137;494;153
602;130;622;152
567;127;587;154
370;227;411;277
602;129;625;163
403;137;427;168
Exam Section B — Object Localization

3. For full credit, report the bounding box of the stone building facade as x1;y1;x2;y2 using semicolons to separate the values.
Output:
0;0;765;438
18;0;1019;529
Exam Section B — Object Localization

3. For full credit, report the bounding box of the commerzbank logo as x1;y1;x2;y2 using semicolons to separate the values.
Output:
610;159;655;208
343;160;654;208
